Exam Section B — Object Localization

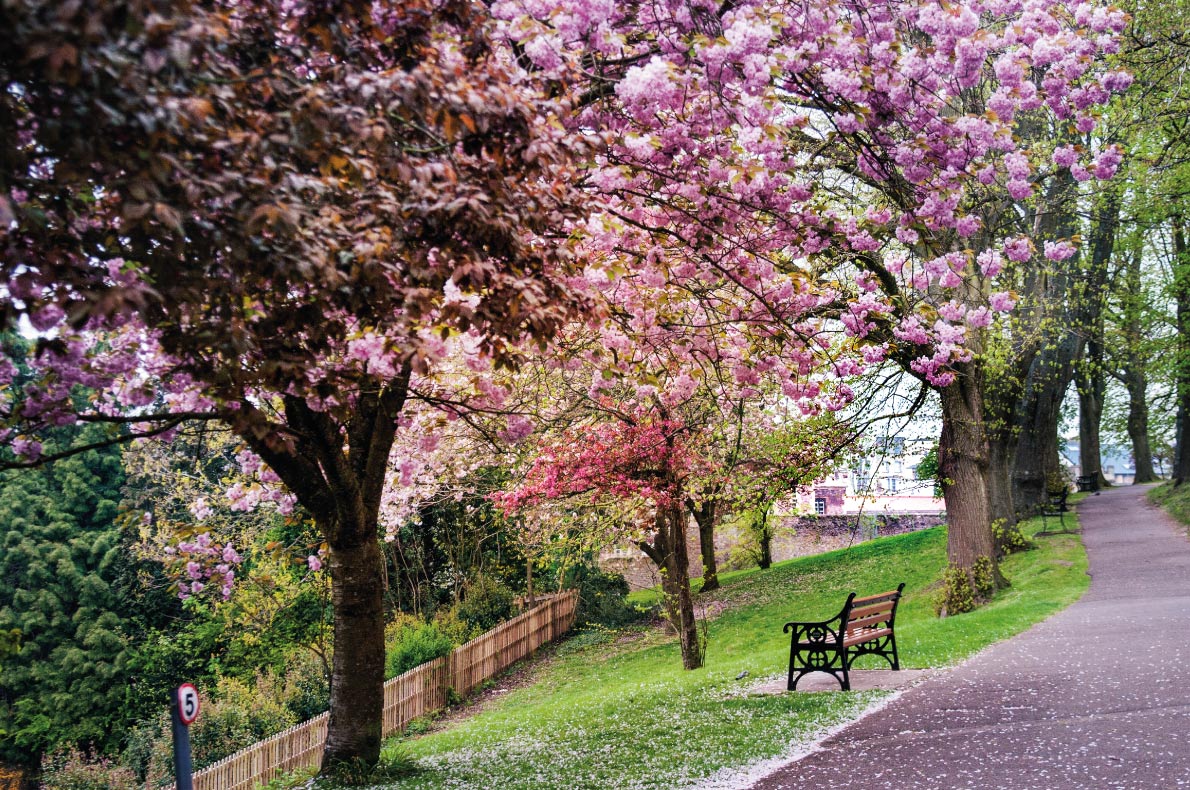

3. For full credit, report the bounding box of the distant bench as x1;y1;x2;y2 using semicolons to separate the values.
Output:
1040;487;1070;530
783;583;904;691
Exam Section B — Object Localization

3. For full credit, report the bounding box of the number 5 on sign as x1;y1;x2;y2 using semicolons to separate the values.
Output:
177;683;200;726
172;684;199;790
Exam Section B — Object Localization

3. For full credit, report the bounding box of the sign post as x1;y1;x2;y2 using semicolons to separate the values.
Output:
172;683;200;790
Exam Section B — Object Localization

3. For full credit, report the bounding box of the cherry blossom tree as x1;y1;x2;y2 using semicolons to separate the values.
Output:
1;0;592;767
498;406;710;667
495;0;1130;609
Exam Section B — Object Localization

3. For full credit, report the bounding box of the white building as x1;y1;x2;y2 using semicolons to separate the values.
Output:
796;435;945;516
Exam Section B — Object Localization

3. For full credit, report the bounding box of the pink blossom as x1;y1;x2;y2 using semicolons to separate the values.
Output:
1006;179;1033;200
190;497;212;521
989;291;1017;312
1044;240;1077;261
955;216;981;237
11;437;42;461
1052;145;1078;168
1093;145;1123;180
978;250;1004;277
499;414;536;444
967;307;992;328
1003;237;1032;262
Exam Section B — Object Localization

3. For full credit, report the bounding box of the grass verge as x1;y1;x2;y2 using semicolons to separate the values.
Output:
1148;481;1190;527
302;518;1089;790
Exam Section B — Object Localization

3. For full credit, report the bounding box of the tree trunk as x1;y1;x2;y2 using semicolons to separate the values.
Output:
323;534;386;767
689;499;719;592
937;370;1001;614
1114;228;1157;486
1010;169;1104;510
1077;350;1109;489
1125;369;1158;483
986;434;1016;531
1173;218;1190;485
1011;338;1077;510
756;505;774;570
235;374;410;771
640;502;703;669
1074;186;1120;491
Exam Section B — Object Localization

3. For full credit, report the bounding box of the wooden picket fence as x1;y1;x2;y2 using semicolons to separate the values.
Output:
184;591;578;790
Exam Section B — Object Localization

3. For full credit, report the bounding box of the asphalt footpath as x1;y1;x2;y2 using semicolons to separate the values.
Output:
749;484;1190;790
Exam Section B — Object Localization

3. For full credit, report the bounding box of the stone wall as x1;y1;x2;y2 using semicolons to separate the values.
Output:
786;513;947;539
599;523;705;594
600;513;945;593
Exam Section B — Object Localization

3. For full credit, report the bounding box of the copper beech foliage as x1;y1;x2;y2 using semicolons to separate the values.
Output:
1;0;594;768
1;0;591;421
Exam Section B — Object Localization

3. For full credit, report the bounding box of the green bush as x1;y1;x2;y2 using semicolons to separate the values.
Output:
282;652;330;721
566;564;643;628
189;673;298;769
935;563;976;616
119;714;173;784
453;575;516;633
432;607;479;645
385;616;454;679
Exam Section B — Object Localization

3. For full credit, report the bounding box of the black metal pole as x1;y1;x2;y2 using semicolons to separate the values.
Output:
171;692;194;790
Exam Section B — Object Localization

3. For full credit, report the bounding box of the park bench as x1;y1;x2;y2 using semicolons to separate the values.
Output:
1039;487;1070;530
783;583;904;691
1076;475;1097;492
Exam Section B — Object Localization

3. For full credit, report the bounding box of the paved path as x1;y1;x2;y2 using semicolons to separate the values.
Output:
750;484;1190;789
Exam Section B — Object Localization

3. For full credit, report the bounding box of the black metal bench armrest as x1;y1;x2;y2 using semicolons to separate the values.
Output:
783;620;843;645
783;595;853;644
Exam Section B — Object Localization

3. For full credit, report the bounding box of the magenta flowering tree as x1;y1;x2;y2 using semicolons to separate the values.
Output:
497;409;711;667
1;0;592;767
496;0;1130;607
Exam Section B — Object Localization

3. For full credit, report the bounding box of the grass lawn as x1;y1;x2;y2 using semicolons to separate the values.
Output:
1148;481;1190;528
304;518;1088;790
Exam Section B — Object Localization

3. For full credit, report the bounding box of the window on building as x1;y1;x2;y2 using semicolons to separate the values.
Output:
886;476;899;493
814;498;827;515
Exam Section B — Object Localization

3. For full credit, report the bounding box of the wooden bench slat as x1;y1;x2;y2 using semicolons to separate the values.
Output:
852;589;901;606
848;601;895;620
843;627;891;647
847;612;894;631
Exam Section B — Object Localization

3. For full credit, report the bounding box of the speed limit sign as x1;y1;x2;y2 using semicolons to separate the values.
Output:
177;683;201;726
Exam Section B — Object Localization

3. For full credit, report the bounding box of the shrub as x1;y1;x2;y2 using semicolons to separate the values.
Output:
189;673;298;769
120;714;173;784
385;616;454;679
432;607;478;645
992;518;1032;556
281;651;330;722
453;575;516;633
935;564;976;617
40;749;137;790
972;555;996;599
565;564;643;628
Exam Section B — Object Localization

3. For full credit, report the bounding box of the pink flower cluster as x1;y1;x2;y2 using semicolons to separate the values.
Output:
495;414;697;515
165;533;242;600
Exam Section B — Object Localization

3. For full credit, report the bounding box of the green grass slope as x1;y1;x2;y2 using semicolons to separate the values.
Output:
1148;482;1190;528
307;519;1088;790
